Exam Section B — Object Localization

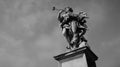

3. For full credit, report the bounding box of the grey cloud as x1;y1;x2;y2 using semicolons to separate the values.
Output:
0;0;119;67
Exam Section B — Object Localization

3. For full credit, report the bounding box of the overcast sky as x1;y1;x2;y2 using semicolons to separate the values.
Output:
0;0;120;67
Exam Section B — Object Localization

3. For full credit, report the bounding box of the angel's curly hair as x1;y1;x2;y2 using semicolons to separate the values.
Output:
64;7;73;12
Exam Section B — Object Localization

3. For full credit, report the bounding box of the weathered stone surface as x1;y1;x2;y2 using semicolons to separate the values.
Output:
54;45;98;67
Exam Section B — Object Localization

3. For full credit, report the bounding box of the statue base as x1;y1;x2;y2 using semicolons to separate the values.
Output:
54;46;98;67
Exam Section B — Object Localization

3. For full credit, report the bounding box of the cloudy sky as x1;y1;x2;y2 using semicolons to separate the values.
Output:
0;0;120;67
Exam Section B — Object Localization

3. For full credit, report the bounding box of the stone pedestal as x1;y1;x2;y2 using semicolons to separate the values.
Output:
54;46;98;67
